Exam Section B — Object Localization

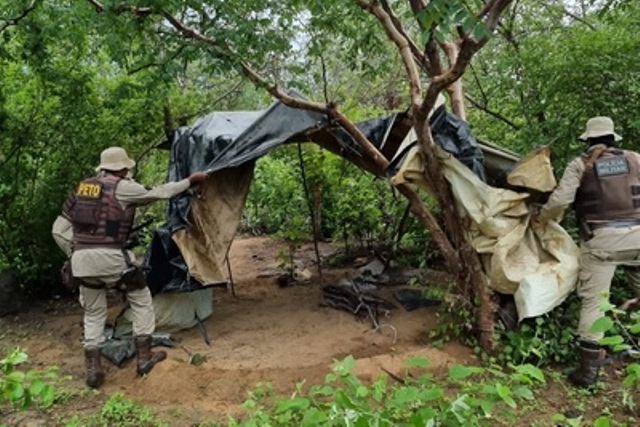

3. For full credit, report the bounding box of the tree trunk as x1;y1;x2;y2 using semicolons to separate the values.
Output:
413;114;495;350
442;43;467;121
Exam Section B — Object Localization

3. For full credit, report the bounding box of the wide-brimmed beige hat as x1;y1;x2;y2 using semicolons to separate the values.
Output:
95;147;136;172
578;116;622;142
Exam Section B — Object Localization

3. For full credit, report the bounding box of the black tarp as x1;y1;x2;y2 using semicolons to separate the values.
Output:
145;97;488;295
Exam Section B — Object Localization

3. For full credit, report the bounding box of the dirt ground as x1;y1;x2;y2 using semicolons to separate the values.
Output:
0;236;474;425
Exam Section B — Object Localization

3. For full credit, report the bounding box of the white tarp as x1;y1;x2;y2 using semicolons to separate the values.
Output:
391;144;579;320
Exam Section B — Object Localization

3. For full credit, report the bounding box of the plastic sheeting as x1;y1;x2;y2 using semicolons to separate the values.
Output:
146;94;575;328
147;95;411;295
391;145;579;320
144;96;410;331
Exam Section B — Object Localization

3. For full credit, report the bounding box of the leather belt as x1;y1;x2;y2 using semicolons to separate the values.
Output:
589;219;640;230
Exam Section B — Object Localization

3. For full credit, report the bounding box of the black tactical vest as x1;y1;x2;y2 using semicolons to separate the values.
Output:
575;146;640;226
64;174;135;249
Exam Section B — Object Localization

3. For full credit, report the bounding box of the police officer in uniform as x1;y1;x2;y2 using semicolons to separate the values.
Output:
55;147;207;388
537;117;640;387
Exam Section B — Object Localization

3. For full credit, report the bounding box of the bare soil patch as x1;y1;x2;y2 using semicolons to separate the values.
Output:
0;236;473;425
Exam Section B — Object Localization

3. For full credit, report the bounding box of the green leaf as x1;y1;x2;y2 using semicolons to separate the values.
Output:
2;350;28;366
275;397;310;414
494;382;517;408
480;399;493;416
448;365;483;380
335;355;355;375
599;335;624;346
6;371;26;383
419;387;444;401
41;385;55;407
356;386;368;398
29;378;44;396
513;385;534;400
588;317;614;334
598;299;616;312
594;416;611;427
495;382;508;398
301;408;327;426
310;385;333;397
612;343;631;353
628;323;640;334
515;364;546;384
334;390;356;409
11;383;25;401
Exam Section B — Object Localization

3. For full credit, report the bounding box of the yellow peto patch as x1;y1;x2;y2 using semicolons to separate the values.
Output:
76;182;102;198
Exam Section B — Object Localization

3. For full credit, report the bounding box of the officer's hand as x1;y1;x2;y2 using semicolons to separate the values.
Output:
188;171;208;185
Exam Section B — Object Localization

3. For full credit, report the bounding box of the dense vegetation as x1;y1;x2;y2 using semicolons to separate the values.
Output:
1;0;639;424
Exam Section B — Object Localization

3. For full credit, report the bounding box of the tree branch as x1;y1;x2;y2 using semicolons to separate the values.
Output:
180;79;244;123
421;0;513;116
0;1;39;34
320;53;329;104
127;44;188;75
354;0;422;110
468;63;488;105
379;0;431;74
543;3;597;31
465;94;521;130
86;0;104;13
85;0;151;16
408;0;444;76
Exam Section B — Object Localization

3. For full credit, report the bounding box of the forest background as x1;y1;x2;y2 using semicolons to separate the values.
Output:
0;1;640;423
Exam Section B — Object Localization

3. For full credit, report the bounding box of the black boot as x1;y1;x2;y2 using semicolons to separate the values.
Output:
569;342;604;388
84;347;105;389
134;334;167;376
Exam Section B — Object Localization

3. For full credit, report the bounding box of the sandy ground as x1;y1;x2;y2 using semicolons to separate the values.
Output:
0;236;473;425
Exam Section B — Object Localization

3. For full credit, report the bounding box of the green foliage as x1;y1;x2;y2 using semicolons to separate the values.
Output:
0;0;271;295
245;144;429;257
63;392;169;427
0;348;58;410
429;291;476;348
417;0;491;44
429;291;581;367
468;1;640;162
496;295;581;366
229;355;546;426
586;299;640;417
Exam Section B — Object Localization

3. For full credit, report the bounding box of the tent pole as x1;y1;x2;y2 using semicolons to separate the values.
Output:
195;313;211;345
297;143;323;277
225;253;236;298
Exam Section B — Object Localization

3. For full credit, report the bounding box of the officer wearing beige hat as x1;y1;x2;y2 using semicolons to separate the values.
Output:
535;117;640;387
53;146;207;388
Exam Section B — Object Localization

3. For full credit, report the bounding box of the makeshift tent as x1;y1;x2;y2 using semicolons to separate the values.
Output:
140;95;577;332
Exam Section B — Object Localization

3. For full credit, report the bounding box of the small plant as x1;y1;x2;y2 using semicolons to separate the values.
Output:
63;392;169;427
0;348;57;410
496;312;578;366
100;393;166;426
590;301;640;416
428;290;477;348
